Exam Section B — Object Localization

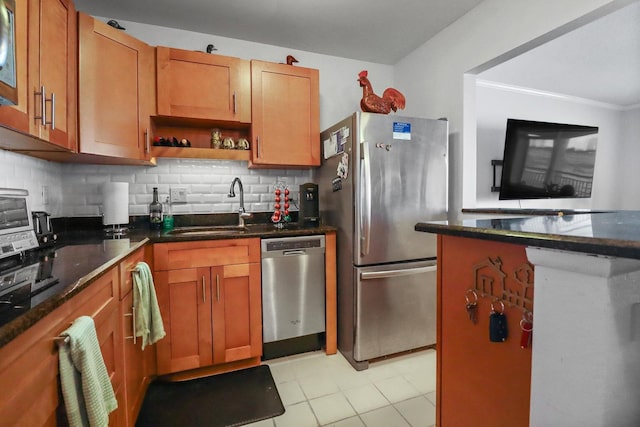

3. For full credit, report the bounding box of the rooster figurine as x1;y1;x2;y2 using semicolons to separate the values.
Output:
358;70;406;114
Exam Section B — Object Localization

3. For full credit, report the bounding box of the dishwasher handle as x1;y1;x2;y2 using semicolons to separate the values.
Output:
283;250;307;256
360;265;437;280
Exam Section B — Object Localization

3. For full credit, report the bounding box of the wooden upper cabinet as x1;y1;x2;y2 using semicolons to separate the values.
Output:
156;47;250;123
78;13;155;161
28;0;77;150
0;0;76;151
0;0;29;134
250;60;320;167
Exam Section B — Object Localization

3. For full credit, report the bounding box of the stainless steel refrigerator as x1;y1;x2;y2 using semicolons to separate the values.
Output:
314;112;447;370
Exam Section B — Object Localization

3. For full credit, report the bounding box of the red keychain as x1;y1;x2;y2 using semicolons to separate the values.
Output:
520;310;533;349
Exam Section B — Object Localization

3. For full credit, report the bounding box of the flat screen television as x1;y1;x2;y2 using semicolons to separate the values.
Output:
498;119;599;200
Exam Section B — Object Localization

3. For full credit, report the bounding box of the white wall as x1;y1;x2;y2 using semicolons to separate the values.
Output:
0;18;394;218
393;0;629;219
0;150;63;213
614;105;640;209
60;158;311;217
474;80;625;210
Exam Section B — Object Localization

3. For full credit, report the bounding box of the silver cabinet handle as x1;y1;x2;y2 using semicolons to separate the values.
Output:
202;275;206;303
233;91;237;114
124;305;137;344
216;274;220;302
144;128;150;154
360;265;437;280
256;136;261;158
360;141;371;256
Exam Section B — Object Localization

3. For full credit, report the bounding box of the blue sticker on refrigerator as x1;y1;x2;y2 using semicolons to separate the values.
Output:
393;122;411;140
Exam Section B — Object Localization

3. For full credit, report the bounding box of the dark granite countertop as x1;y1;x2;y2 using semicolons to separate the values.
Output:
0;237;149;348
0;214;336;349
415;210;640;260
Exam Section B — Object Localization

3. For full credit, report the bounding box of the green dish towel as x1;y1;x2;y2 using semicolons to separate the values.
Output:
133;261;166;349
59;316;118;427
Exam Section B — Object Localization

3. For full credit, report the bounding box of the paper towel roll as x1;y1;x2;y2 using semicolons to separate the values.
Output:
102;182;129;226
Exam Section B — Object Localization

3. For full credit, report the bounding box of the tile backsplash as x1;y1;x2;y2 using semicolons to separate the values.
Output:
0;150;312;218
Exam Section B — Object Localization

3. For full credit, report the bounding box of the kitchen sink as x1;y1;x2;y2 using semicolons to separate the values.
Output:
167;225;248;236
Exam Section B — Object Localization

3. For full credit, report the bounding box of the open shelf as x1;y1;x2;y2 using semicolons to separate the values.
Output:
150;115;251;160
150;146;250;161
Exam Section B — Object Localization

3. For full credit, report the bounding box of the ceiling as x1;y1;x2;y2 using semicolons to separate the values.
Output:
72;0;484;65
479;1;640;108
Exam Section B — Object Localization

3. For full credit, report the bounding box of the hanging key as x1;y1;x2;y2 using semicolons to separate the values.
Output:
520;311;533;349
489;300;508;342
466;302;478;324
465;289;479;325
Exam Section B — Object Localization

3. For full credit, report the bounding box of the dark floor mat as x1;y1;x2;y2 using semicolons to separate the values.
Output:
136;365;285;427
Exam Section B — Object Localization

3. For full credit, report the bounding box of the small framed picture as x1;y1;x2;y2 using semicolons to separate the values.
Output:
0;0;17;106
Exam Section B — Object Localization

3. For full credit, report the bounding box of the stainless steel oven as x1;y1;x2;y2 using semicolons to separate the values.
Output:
0;188;39;260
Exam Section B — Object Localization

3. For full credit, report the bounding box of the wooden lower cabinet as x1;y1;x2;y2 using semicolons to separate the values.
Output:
0;266;120;426
0;246;157;427
119;246;155;427
437;235;533;427
153;238;262;376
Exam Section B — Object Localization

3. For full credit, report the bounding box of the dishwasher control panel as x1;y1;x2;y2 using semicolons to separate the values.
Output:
261;235;325;252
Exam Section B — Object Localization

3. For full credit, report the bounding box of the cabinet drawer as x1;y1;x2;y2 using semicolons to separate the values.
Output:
154;238;260;271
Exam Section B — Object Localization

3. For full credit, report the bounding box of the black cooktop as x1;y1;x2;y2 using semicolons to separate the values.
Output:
0;247;59;327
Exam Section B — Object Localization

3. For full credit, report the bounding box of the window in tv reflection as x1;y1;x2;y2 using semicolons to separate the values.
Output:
499;119;598;200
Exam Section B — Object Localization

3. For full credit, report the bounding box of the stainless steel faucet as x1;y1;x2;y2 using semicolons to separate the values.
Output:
228;177;253;227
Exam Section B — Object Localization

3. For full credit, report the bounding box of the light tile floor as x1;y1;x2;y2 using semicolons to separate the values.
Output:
246;349;437;427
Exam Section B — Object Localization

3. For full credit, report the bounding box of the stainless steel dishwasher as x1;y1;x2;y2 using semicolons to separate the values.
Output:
261;235;325;359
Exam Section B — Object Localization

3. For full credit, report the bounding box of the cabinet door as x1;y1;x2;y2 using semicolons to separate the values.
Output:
0;0;29;134
156;47;250;123
212;262;262;364
155;268;213;374
78;13;154;160
438;235;532;427
121;290;150;427
250;60;320;167
28;0;76;150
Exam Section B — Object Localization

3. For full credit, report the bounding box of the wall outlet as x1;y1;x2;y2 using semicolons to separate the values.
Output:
170;187;187;203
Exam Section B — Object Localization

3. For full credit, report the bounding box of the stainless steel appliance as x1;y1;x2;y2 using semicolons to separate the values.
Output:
298;183;320;227
0;248;58;325
261;235;325;359
31;211;57;247
0;188;39;260
315;112;447;370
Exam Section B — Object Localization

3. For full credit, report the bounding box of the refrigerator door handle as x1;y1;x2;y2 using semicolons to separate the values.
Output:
360;265;437;280
360;141;371;256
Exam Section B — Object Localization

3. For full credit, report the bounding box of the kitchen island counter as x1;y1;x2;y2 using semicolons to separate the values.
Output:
417;209;640;427
416;210;640;259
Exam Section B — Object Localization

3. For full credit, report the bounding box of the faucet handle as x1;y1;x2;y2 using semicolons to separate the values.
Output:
240;211;253;219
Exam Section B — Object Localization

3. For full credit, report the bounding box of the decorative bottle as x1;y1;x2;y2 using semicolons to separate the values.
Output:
149;187;163;230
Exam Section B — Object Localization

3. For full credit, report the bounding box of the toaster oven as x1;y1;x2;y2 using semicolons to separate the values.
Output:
0;188;39;260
